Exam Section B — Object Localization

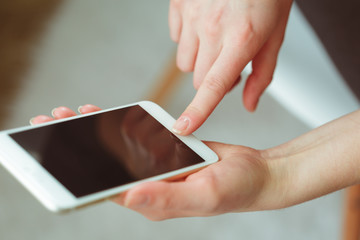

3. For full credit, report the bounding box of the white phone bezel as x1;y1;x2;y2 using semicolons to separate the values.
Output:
0;101;218;213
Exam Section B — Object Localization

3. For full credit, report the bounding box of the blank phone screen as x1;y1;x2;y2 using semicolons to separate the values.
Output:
10;105;204;198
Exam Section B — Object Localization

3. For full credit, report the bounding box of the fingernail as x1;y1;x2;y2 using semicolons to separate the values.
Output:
125;194;149;209
77;106;83;114
51;108;57;118
172;116;190;134
29;117;35;125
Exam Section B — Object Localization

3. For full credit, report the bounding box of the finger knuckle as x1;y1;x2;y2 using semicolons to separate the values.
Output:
204;22;220;41
186;3;200;22
203;75;229;98
232;19;256;47
203;9;224;39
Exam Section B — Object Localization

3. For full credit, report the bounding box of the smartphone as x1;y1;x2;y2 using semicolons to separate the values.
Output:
0;101;218;213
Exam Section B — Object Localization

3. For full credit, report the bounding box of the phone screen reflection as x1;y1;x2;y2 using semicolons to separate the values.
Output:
10;106;204;198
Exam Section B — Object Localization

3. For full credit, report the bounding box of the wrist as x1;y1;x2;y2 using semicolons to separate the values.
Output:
256;110;360;210
247;147;290;211
236;146;290;211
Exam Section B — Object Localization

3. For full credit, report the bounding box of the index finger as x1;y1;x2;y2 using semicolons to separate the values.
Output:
172;44;248;135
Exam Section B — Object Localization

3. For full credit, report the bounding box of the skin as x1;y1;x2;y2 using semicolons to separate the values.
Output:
32;105;360;221
28;0;358;221
170;0;293;135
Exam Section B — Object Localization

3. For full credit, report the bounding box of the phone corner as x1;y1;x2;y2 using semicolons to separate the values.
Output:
139;100;163;110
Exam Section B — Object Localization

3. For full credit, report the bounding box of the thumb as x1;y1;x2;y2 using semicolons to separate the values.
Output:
114;179;216;220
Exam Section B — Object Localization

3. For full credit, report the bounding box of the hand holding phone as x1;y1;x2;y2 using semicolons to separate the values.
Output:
67;106;269;220
30;103;360;222
0;101;218;213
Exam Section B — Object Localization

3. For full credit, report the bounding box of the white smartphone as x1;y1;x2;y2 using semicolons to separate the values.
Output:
0;101;218;213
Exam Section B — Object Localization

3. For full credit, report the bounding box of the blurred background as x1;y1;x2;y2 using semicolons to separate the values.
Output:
0;0;358;239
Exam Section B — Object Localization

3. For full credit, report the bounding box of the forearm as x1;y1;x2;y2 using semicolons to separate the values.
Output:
261;110;360;209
